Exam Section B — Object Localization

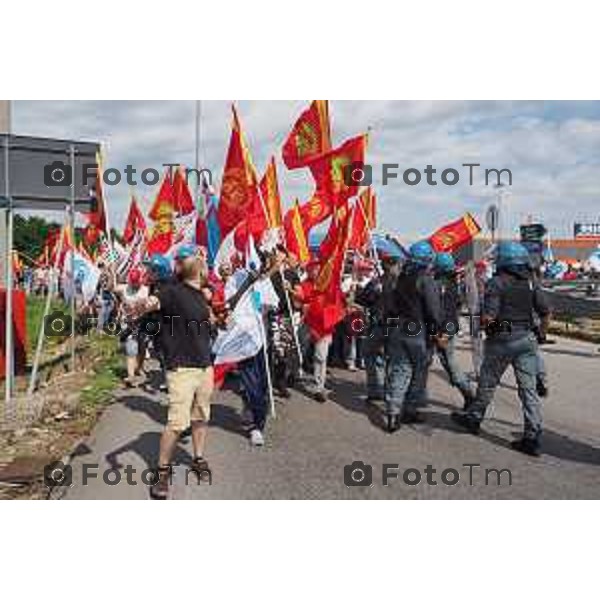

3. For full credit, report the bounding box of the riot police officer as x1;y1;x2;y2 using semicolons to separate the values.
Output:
355;255;400;402
425;252;475;409
451;241;551;456
384;241;442;432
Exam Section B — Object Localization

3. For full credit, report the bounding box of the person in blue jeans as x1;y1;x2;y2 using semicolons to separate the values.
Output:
452;241;551;456
424;252;475;409
239;351;268;447
384;241;442;433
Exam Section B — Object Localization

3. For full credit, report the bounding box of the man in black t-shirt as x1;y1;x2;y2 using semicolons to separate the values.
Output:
130;245;214;499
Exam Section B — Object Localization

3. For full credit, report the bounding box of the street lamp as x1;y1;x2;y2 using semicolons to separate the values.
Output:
495;182;511;240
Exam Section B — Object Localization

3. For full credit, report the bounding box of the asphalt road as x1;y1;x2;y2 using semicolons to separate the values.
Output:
63;335;600;500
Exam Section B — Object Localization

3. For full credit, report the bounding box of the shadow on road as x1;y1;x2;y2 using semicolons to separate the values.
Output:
540;347;599;360
105;431;193;471
210;402;247;438
326;373;388;431
120;394;167;425
424;407;600;466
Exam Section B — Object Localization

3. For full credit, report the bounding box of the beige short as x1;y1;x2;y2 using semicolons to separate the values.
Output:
165;366;214;431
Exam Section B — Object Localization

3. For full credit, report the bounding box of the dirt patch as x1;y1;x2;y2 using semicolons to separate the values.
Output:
0;334;122;499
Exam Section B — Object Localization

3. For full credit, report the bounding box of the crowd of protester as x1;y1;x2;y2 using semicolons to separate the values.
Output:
14;237;554;499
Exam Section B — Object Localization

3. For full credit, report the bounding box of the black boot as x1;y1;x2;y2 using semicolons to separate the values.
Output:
386;414;401;433
461;389;476;411
511;437;541;457
450;411;481;434
536;377;548;398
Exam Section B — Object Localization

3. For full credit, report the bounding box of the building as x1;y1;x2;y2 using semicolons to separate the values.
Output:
549;238;600;262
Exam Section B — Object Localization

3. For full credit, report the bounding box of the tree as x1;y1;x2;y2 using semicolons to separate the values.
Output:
13;215;60;263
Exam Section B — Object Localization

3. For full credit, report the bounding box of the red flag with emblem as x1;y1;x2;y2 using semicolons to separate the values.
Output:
172;166;195;215
296;192;332;236
308;134;367;208
123;195;147;245
218;105;260;239
282;100;332;169
304;206;350;338
429;212;481;253
259;157;283;228
284;199;310;263
148;171;177;221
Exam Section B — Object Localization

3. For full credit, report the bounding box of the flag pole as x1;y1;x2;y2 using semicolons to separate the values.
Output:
194;100;205;216
255;173;304;372
28;209;69;398
4;134;14;407
98;145;113;247
356;188;383;273
259;312;276;420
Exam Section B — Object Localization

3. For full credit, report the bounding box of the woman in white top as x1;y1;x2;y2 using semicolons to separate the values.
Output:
114;267;149;386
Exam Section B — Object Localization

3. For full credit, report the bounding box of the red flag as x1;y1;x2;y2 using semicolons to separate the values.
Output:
84;152;107;244
146;229;173;255
297;192;333;236
304;203;351;339
348;188;376;251
259;157;283;228
173;167;195;215
50;225;74;268
284;199;310;263
282;100;332;169
319;202;351;259
429;213;481;253
315;208;351;301
309;134;367;207
218;105;260;239
123;195;147;245
234;192;269;252
148;171;176;221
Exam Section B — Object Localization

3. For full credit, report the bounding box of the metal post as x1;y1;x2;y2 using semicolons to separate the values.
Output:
4;135;13;405
496;183;505;241
194;100;204;215
28;210;68;397
69;145;76;372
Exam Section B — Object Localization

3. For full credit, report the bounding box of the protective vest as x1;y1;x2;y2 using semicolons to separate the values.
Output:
392;271;422;321
497;274;534;327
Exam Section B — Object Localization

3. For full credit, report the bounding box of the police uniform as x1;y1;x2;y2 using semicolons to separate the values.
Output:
355;264;398;401
425;270;475;407
452;245;550;455
385;258;441;430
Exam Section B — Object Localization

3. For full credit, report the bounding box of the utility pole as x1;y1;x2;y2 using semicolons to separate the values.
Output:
0;101;10;285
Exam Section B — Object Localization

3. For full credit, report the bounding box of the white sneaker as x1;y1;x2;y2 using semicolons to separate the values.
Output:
249;429;265;447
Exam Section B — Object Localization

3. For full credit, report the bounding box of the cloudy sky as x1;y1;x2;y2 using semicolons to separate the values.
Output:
13;100;600;241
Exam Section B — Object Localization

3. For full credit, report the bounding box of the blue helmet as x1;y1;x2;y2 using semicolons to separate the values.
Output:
408;240;435;267
175;243;198;261
495;241;530;269
147;254;172;281
434;252;455;274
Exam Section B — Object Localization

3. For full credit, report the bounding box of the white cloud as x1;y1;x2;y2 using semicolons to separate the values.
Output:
12;100;600;239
